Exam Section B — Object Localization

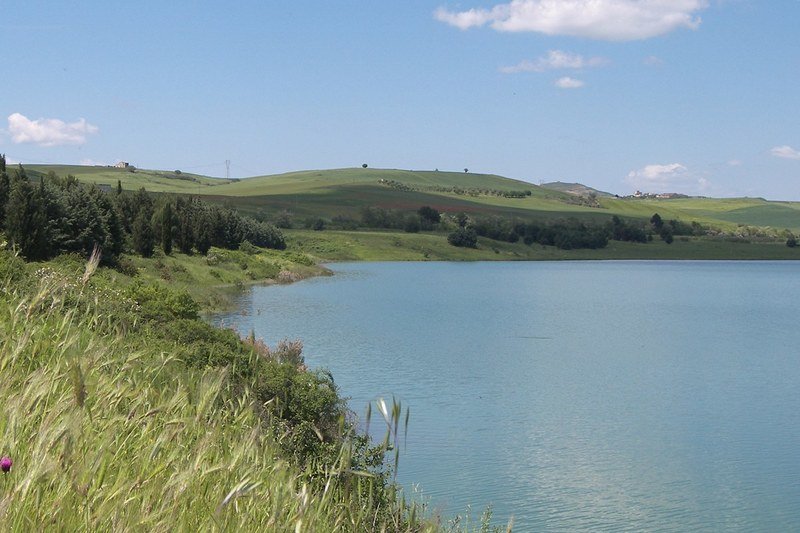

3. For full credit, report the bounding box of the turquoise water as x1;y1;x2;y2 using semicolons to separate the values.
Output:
215;261;800;531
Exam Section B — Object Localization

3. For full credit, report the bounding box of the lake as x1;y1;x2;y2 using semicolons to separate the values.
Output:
214;261;800;531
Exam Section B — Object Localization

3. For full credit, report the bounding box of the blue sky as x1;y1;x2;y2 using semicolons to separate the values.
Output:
2;0;799;199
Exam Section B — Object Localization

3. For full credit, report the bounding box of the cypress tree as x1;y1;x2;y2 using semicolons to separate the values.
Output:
160;202;174;255
132;209;155;257
0;169;9;228
5;174;52;260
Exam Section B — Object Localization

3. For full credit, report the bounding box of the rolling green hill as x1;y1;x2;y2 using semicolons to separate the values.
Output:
25;165;800;232
540;181;614;197
26;164;234;193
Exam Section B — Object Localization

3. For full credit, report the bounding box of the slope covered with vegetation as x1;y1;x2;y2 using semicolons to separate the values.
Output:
27;163;800;236
0;246;442;531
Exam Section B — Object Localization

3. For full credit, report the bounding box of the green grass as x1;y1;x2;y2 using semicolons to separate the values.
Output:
32;247;327;315
29;164;800;234
0;249;469;531
26;164;232;193
286;229;800;262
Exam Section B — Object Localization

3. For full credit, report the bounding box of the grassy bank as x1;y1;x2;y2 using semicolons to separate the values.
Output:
0;248;445;531
286;229;800;262
118;246;329;313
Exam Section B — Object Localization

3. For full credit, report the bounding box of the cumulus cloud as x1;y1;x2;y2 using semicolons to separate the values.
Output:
80;158;107;166
770;145;800;160
8;113;98;147
435;0;708;41
555;77;585;89
500;50;608;73
626;162;710;194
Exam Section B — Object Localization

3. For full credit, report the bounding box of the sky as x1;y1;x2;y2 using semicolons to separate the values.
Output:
1;0;799;199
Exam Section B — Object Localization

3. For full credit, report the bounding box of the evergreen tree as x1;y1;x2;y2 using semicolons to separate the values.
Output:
0;168;9;228
116;179;122;195
132;209;155;257
0;153;6;173
5;172;52;260
160;202;174;255
174;197;194;254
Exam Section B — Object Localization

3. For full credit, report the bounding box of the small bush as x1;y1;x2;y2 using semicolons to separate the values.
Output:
239;240;259;255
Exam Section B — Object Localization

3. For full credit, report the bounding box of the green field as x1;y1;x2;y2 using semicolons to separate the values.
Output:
27;164;234;193
286;230;800;262
27;164;800;234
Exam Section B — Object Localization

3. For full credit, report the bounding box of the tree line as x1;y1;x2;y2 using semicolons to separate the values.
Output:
0;156;285;264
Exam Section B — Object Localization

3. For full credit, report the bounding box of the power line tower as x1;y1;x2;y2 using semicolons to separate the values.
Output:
225;160;231;179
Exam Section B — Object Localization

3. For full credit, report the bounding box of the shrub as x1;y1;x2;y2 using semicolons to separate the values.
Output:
447;227;478;248
239;240;259;255
125;282;199;321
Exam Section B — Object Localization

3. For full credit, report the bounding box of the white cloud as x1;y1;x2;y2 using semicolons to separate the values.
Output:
8;112;98;147
727;159;742;166
555;76;585;89
80;158;107;166
625;162;710;194
435;0;708;41
500;50;608;73
770;145;800;160
643;55;664;66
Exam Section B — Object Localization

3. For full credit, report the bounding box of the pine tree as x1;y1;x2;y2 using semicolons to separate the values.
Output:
160;202;174;255
132;210;155;257
0;169;9;228
5;173;52;260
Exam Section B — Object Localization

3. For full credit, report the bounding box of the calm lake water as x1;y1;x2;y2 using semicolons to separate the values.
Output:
215;261;800;531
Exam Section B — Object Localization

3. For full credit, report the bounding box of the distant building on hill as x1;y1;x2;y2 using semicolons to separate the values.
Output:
115;161;130;168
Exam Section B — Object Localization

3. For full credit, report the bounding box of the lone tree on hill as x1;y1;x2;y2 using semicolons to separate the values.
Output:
362;163;368;169
464;168;469;173
650;213;663;230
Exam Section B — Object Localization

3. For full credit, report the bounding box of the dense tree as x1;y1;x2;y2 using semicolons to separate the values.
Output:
447;227;478;248
132;209;155;257
608;216;647;243
417;206;441;224
0;166;9;228
160;202;174;255
5;171;53;260
403;215;421;233
650;213;664;230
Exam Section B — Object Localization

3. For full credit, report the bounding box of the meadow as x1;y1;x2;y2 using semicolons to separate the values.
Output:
28;165;800;235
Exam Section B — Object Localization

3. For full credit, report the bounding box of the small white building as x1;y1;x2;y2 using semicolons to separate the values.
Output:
115;161;130;168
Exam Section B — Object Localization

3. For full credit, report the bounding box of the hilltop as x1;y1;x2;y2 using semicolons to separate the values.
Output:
27;164;800;233
540;181;615;198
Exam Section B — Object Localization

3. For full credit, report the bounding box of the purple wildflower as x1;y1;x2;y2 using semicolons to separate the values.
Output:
0;456;11;473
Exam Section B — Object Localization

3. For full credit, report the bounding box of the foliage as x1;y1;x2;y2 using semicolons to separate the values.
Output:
418;206;441;224
125;281;199;321
0;167;287;266
447;227;478;248
0;264;427;531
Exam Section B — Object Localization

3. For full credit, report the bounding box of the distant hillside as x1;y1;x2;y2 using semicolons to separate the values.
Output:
541;181;615;197
24;165;800;231
26;164;233;193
